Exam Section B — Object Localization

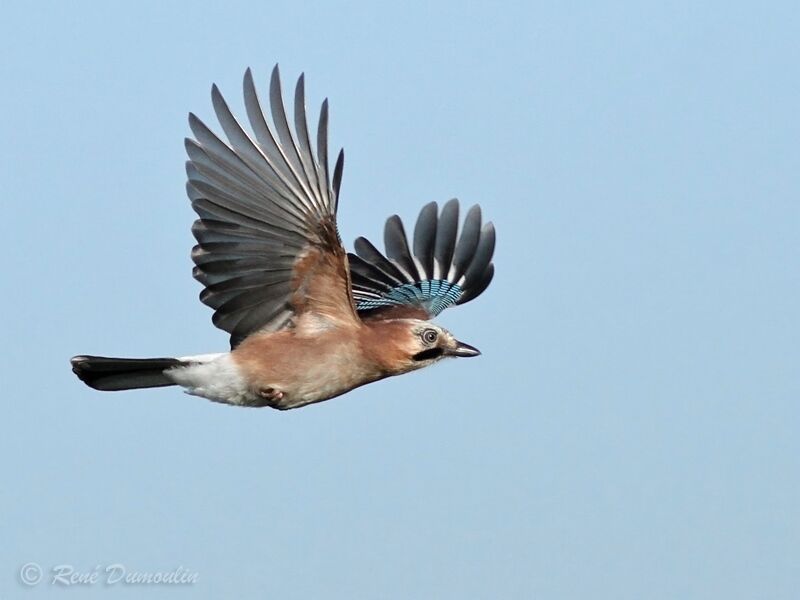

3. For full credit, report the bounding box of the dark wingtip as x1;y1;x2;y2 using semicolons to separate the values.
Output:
270;64;281;88
243;67;255;90
332;149;344;202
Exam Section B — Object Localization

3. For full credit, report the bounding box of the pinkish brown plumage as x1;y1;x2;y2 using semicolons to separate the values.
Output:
71;65;494;410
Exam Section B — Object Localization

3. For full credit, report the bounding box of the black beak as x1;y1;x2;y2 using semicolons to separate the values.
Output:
448;340;481;358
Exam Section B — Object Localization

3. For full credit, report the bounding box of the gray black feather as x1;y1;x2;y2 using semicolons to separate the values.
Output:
186;65;344;347
70;356;181;391
348;199;495;318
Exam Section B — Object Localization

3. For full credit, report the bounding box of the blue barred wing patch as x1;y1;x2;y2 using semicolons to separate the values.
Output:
355;280;463;316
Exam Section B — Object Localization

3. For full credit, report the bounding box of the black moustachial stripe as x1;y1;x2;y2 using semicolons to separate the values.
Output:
412;348;444;362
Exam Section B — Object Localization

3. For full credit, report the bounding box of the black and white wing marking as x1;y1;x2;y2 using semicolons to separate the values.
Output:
186;66;356;348
348;199;495;320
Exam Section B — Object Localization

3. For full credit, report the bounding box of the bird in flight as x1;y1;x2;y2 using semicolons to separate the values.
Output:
71;66;495;410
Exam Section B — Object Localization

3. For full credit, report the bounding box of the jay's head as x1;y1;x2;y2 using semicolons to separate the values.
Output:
380;320;480;374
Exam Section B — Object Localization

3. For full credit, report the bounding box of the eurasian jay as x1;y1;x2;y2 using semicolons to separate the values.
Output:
71;66;496;410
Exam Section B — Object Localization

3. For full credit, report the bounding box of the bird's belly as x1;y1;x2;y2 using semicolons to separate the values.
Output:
232;330;383;409
267;362;372;409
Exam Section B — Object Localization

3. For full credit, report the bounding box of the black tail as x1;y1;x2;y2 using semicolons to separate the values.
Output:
70;355;182;391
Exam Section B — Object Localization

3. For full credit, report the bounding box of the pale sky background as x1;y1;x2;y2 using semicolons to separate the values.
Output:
1;1;798;598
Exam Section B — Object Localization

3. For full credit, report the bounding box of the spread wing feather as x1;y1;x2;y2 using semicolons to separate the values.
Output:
186;66;357;348
348;199;495;319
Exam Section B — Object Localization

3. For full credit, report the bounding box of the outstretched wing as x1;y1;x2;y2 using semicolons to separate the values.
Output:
348;199;495;320
186;66;358;348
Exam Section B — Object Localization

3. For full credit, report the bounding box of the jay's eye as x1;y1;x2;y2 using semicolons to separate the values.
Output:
422;329;438;344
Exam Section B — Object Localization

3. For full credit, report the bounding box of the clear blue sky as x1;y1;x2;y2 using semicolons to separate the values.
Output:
2;1;798;598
